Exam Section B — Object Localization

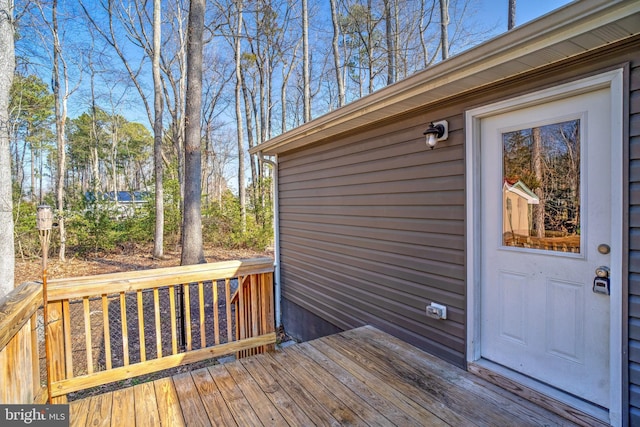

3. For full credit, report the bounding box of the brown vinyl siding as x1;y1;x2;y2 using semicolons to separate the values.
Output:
278;114;467;366
628;57;640;424
272;34;640;423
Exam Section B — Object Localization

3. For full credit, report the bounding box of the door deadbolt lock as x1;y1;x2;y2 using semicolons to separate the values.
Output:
593;266;610;295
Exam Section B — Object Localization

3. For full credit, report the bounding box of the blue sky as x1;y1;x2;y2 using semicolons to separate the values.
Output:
484;0;574;30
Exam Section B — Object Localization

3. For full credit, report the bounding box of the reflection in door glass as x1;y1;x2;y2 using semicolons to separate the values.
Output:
502;120;580;253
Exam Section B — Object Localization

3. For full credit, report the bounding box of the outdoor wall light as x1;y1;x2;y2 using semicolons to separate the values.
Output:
423;120;448;149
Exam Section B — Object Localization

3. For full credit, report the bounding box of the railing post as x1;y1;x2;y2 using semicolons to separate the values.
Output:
46;300;67;403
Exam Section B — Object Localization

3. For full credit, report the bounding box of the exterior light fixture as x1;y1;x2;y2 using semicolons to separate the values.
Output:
423;120;449;149
36;205;53;404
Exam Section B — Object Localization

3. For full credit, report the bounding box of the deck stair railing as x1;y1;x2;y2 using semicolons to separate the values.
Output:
0;258;275;404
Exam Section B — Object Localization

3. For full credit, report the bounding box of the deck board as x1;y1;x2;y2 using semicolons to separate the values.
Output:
296;340;436;426
153;377;185;427
238;355;315;426
225;360;288;425
69;395;90;427
70;325;587;426
172;372;212;427
209;364;263;426
110;387;134;427
283;345;393;426
190;368;234;426
253;351;341;425
133;382;160;427
85;392;112;427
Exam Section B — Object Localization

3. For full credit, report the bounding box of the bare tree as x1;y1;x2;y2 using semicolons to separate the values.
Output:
152;0;165;259
234;0;247;233
35;0;78;262
302;0;310;122
384;0;396;84
159;1;188;218
0;0;15;295
417;0;439;69
329;0;345;107
280;40;299;132
82;0;168;258
201;53;232;206
181;0;206;265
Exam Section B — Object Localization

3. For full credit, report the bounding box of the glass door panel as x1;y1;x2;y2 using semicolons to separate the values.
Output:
502;119;580;253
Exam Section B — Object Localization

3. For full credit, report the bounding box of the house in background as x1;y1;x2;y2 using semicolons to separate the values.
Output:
251;1;640;425
502;179;538;241
85;190;149;219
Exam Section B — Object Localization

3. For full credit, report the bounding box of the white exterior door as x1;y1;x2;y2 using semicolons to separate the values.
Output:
479;88;611;407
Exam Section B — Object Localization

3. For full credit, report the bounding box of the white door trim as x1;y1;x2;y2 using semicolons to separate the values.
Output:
465;69;624;426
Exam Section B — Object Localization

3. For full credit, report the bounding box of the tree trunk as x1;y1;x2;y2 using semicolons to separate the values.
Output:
152;0;165;259
0;0;15;296
234;0;246;233
329;0;345;107
52;0;67;262
302;0;310;122
532;127;545;238
241;72;257;222
30;143;36;202
440;0;449;60
384;0;396;85
181;0;206;265
367;0;374;94
508;0;516;30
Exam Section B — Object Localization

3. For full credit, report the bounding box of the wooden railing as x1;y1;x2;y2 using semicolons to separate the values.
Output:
47;258;275;401
0;257;275;403
0;282;47;404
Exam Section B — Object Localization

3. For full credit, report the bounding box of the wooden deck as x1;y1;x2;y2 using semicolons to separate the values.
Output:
69;325;586;426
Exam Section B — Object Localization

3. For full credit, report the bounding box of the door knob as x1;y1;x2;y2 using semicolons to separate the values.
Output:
593;266;610;295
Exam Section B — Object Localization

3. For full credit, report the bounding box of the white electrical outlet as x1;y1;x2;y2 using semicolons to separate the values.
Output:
426;302;447;320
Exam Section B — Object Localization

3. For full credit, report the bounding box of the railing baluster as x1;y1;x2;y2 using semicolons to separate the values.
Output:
120;292;129;366
137;290;146;362
102;295;112;370
47;300;67;403
225;278;232;342
83;297;93;374
184;284;192;351
169;285;177;355
198;282;205;349
251;275;259;340
154;288;162;359
62;300;73;376
247;278;254;356
30;313;40;395
238;276;246;342
213;280;220;345
261;273;275;353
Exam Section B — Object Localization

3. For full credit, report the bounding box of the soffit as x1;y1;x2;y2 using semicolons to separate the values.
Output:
251;0;640;156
